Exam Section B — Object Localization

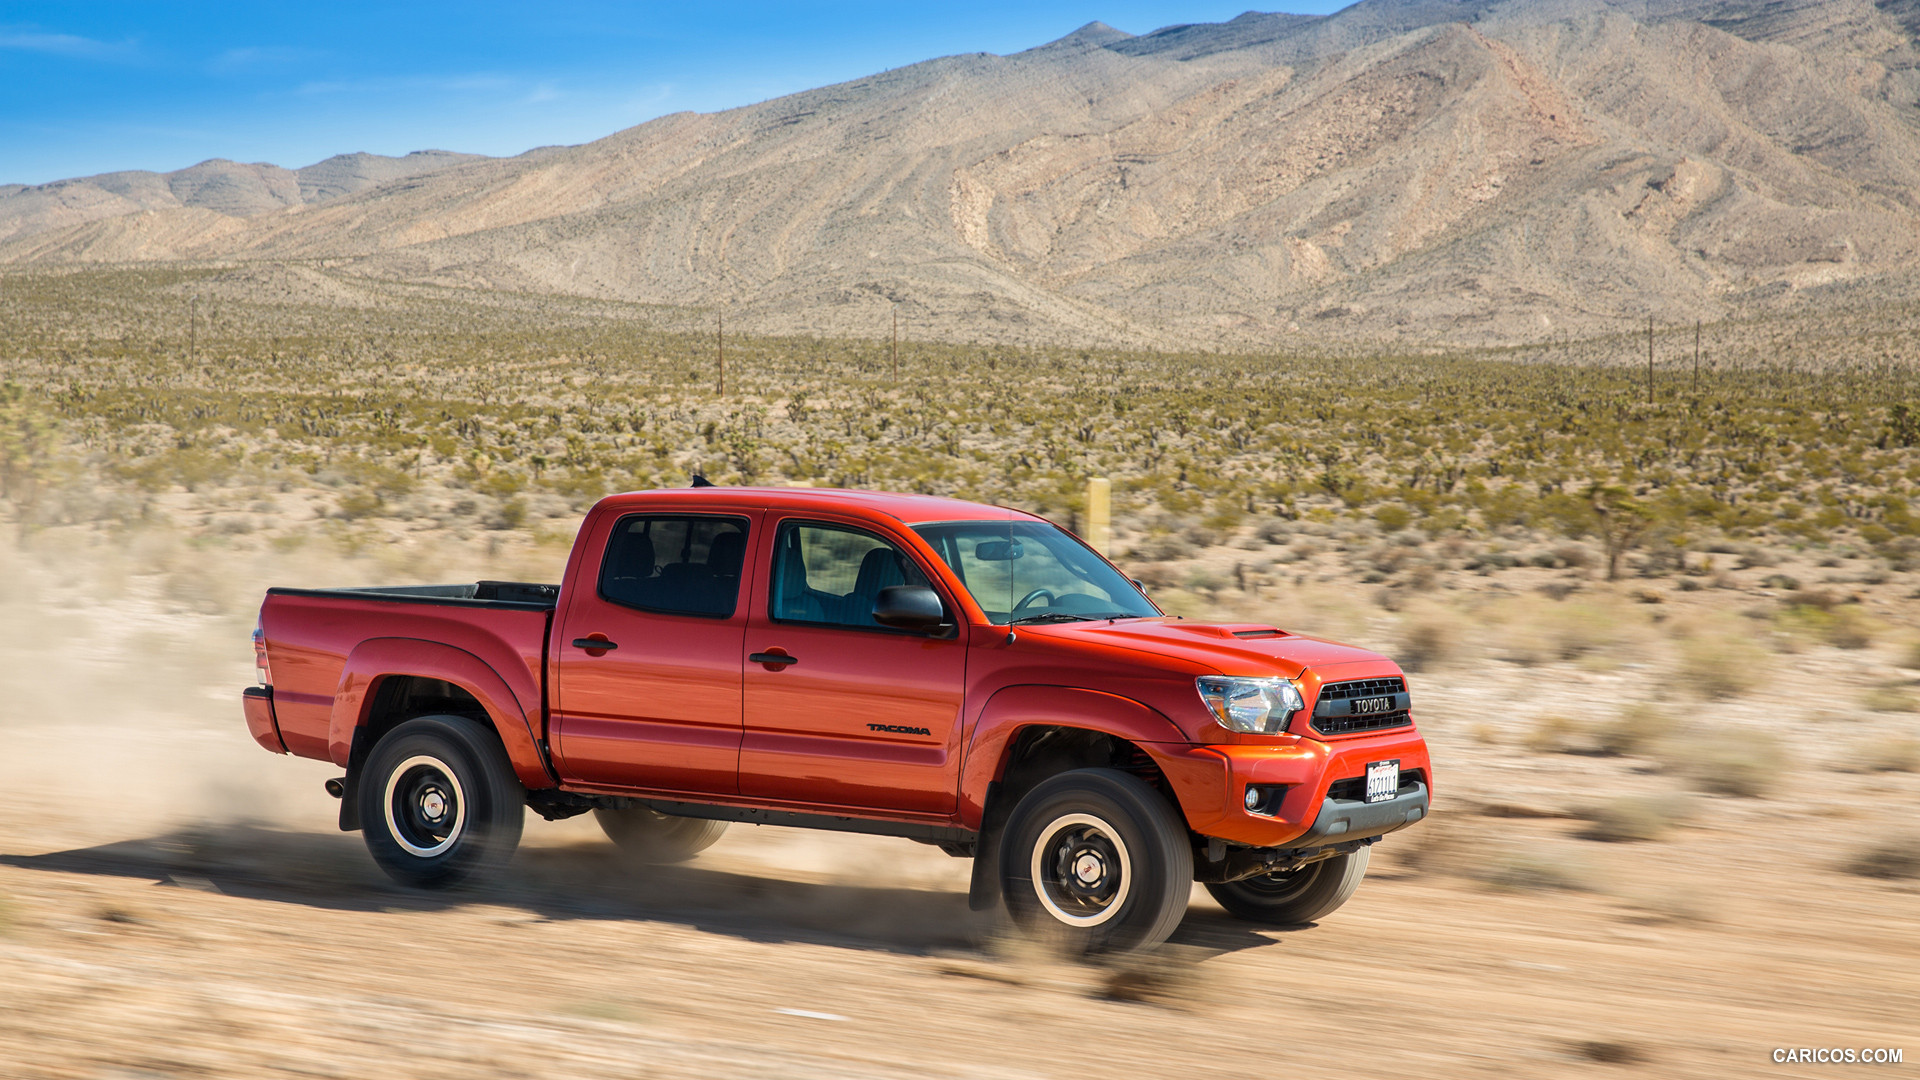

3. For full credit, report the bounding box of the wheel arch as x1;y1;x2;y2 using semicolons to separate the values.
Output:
960;685;1188;832
329;638;554;792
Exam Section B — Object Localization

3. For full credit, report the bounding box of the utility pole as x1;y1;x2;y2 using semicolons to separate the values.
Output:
716;311;725;395
890;306;899;380
1646;316;1654;405
189;294;198;360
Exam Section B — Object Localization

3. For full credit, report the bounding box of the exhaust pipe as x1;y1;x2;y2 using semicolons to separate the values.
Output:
325;777;347;799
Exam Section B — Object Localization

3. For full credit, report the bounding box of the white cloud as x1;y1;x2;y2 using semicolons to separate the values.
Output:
210;45;324;74
0;29;134;60
295;73;517;96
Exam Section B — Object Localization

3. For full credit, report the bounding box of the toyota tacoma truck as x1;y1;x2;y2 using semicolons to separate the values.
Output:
243;486;1432;951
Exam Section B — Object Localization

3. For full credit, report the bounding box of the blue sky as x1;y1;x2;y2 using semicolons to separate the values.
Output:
0;2;1349;185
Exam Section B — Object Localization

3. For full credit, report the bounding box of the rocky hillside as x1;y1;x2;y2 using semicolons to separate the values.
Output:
6;0;1920;348
0;151;484;245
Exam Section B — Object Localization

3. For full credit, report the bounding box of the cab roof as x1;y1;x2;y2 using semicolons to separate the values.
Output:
595;486;1046;526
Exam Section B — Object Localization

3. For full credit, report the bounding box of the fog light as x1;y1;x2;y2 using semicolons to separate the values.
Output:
1244;786;1263;810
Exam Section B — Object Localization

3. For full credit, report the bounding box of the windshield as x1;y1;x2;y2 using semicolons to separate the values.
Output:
912;520;1160;626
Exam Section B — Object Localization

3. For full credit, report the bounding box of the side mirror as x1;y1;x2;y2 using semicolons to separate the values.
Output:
873;585;948;632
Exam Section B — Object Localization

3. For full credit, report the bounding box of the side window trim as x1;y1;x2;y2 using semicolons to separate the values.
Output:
766;517;947;635
597;512;752;620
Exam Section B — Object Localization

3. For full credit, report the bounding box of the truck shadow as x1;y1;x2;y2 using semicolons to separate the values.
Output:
0;824;1285;960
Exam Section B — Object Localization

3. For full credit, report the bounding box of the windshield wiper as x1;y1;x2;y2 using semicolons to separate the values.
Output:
1006;612;1096;625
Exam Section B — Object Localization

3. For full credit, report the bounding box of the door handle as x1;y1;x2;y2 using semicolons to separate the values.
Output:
749;651;798;669
573;637;619;652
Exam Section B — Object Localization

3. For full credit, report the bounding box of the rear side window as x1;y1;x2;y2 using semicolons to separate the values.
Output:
599;515;750;618
770;521;930;630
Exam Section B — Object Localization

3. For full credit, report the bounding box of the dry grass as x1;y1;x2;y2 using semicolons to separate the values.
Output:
1579;794;1694;842
1469;844;1595;892
1857;738;1920;773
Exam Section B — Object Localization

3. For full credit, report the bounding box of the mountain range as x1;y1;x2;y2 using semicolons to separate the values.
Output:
7;0;1920;349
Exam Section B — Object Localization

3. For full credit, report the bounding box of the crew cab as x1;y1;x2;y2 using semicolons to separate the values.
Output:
243;487;1432;951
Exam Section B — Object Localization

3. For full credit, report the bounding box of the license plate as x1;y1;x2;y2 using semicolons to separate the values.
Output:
1365;760;1400;804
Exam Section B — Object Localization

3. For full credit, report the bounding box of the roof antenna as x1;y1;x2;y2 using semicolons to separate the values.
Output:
690;474;715;488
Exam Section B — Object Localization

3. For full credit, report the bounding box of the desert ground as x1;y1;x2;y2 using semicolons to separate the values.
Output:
0;504;1915;1078
1;269;1916;1077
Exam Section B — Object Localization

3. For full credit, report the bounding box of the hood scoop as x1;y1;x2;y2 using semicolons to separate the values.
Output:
1170;623;1290;639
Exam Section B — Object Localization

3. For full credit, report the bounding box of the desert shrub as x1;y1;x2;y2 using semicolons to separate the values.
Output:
1136;533;1194;561
1593;704;1669;756
1373;504;1412;532
1253;517;1291;544
1845;836;1920;879
1863;685;1919;713
486;498;528;531
1183;524;1222;548
1661;730;1785;797
336;489;383;520
1397;619;1456;672
1553;542;1595;568
1859;738;1920;773
1777;593;1877;649
1524;714;1581;754
1470;845;1593;891
1675;633;1765;699
1579;794;1692;842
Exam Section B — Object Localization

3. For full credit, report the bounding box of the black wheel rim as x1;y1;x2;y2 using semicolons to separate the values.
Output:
384;754;467;858
1030;812;1131;927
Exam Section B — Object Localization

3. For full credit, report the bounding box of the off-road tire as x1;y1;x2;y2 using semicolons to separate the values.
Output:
594;806;728;863
1204;847;1370;925
998;767;1193;953
358;715;525;889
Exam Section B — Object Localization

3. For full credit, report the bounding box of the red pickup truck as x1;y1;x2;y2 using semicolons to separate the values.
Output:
244;486;1431;951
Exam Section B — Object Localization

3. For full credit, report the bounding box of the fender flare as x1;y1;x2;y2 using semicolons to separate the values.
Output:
958;684;1188;828
328;637;554;790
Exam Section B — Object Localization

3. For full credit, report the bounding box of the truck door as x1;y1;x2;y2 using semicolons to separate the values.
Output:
552;511;759;794
739;517;967;814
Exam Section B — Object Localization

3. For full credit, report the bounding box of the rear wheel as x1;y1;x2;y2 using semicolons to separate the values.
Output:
998;768;1192;953
1204;847;1370;925
594;806;728;863
358;715;525;889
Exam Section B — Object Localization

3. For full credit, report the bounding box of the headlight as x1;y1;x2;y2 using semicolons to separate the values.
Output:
1195;676;1304;735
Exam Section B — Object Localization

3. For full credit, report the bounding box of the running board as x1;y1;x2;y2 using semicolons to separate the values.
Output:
643;800;977;846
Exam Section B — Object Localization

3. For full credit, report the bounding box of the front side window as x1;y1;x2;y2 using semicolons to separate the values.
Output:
770;522;931;629
599;514;750;618
913;520;1159;626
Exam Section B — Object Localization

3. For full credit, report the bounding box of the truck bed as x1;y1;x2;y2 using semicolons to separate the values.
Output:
265;580;560;610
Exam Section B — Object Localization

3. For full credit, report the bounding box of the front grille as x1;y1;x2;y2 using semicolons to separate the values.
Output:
1318;677;1406;700
1311;676;1413;735
1318;712;1414;734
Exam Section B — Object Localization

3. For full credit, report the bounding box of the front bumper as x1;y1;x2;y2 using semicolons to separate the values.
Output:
1148;724;1433;848
242;686;287;754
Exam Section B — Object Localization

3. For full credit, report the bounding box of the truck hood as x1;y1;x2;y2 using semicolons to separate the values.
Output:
1026;618;1391;680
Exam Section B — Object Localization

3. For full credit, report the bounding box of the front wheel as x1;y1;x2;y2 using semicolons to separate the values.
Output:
594;806;728;863
1204;847;1370;925
998;768;1193;953
358;715;525;889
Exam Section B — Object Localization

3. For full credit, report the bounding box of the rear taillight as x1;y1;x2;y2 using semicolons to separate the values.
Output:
253;624;271;687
